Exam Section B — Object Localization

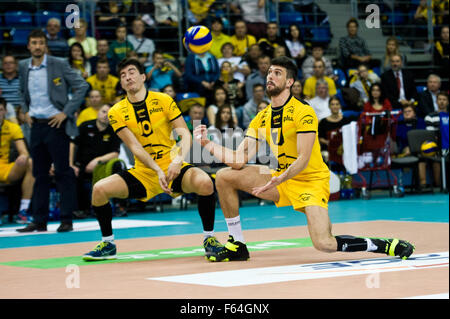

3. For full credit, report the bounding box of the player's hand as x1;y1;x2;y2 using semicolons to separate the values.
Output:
252;175;284;197
49;112;67;128
157;169;172;194
193;125;209;146
167;161;182;184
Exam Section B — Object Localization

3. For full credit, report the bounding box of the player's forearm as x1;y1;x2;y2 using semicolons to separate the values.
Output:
172;130;192;164
279;155;310;182
98;152;119;163
203;140;245;170
131;144;163;174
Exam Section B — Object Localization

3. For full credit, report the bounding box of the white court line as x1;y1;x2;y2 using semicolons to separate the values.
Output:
148;252;449;287
403;293;449;299
0;219;189;237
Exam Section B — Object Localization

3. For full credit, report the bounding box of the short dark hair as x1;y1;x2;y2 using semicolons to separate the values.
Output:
0;97;6;108
117;58;145;75
28;29;47;45
437;91;449;100
346;17;358;28
270;56;298;80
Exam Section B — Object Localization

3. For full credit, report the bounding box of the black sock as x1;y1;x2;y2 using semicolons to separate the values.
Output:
93;202;113;237
335;235;368;252
197;193;216;232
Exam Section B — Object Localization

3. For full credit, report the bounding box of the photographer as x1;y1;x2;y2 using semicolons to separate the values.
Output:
145;50;182;91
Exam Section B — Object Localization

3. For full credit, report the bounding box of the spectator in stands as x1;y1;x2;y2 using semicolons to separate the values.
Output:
350;64;381;103
145;50;182;92
363;83;392;113
70;104;121;219
214;61;245;108
0;90;18;124
417;74;442;118
273;46;288;59
381;36;406;74
108;25;134;64
186;103;207;133
230;20;257;57
77;90;104;127
303;60;337;99
68;42;92;80
206;86;230;127
308;79;332;121
0;55;23;112
68;19;97;59
242;43;262;72
395;104;435;190
434;26;449;81
154;0;179;52
434;0;449;25
284;24;306;67
89;39;117;77
412;0;435;49
258;22;288;58
45;18;69;58
18;29;89;233
208;105;243;149
291;80;305;100
86;59;121;105
242;83;269;128
188;0;216;26
184;51;220;102
245;55;270;100
338;18;374;70
318;96;356;165
0;98;34;224
127;18;155;68
210;17;231;59
302;44;334;80
217;42;251;83
95;0;128;38
161;84;177;100
381;54;418;110
425;91;449;132
230;0;268;40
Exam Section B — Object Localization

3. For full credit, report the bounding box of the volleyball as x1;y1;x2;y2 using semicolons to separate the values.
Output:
420;140;439;157
183;25;213;55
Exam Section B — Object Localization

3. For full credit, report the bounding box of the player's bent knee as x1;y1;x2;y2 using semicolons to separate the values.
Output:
91;181;110;205
196;177;214;196
312;238;336;253
215;167;233;187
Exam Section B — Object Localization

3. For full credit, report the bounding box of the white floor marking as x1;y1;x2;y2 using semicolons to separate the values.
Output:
0;219;189;237
148;252;448;287
403;293;449;299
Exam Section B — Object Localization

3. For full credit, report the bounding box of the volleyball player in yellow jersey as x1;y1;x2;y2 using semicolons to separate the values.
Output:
83;59;222;261
194;56;415;262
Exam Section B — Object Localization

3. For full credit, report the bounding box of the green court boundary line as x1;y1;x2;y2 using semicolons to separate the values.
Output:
0;238;313;269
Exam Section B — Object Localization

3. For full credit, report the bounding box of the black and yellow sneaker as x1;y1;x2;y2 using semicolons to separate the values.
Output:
208;236;250;262
203;236;224;259
372;238;415;260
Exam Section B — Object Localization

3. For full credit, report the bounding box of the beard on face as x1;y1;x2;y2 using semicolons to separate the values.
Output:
266;81;285;98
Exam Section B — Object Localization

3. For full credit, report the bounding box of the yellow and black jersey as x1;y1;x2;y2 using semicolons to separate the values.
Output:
108;90;182;169
246;95;329;181
0;119;24;164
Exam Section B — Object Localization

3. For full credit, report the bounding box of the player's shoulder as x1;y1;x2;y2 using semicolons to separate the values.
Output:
2;119;21;132
109;97;129;114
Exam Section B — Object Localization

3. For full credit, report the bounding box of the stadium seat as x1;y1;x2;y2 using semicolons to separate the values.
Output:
416;86;426;93
4;11;33;26
333;68;347;87
335;88;348;109
36;11;62;27
10;28;31;46
279;12;304;26
310;27;332;44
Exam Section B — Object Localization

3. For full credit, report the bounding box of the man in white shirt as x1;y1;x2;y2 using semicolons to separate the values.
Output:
308;79;331;121
127;18;155;67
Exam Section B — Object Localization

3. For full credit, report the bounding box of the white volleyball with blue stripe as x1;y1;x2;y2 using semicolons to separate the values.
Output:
183;25;213;55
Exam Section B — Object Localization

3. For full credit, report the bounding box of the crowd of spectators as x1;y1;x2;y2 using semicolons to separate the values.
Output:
0;0;449;226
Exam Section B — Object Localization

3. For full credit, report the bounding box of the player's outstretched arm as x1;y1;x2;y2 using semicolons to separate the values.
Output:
167;115;192;182
117;127;171;193
194;124;258;170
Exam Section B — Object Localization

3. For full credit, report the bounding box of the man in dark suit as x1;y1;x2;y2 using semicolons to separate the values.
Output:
416;74;442;118
381;54;418;110
17;29;89;232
